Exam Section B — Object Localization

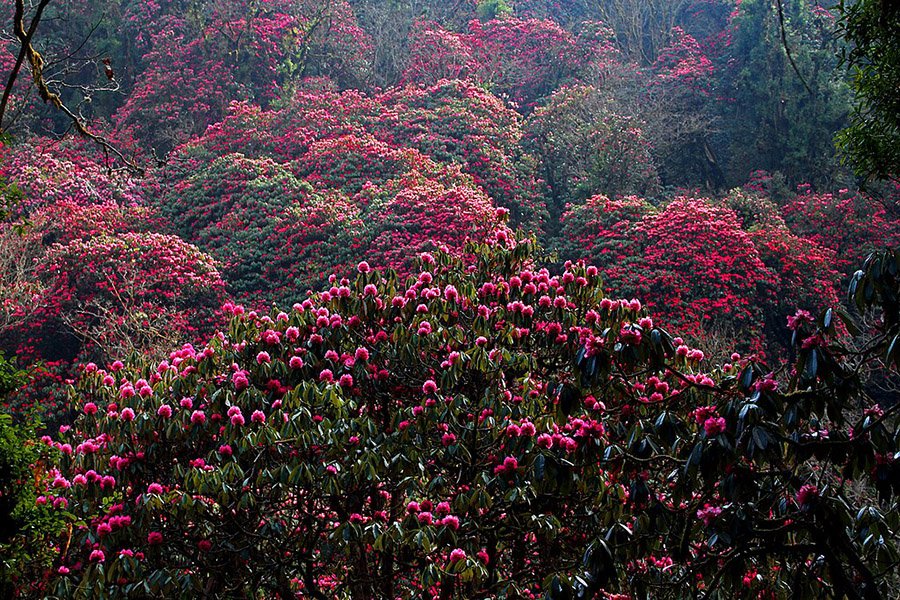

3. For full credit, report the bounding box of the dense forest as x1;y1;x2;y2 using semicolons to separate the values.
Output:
0;0;898;598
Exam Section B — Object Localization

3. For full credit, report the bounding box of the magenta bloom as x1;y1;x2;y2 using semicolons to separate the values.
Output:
120;407;135;421
147;531;163;545
232;371;249;391
147;483;163;495
190;410;206;425
703;416;726;437
157;404;172;418
494;456;519;475
796;484;819;507
422;379;438;394
89;549;105;562
83;402;98;415
449;548;467;563
319;369;334;383
339;374;354;387
696;504;722;526
251;410;266;424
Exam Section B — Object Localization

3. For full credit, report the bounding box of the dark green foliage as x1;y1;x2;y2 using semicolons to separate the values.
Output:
719;0;853;188
0;352;64;598
835;0;900;182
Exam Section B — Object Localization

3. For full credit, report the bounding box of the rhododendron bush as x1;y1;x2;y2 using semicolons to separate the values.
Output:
558;195;772;349
0;140;145;212
782;184;900;276
556;192;850;356
113;0;372;152
152;142;506;304
35;232;226;360
166;80;546;230
37;239;900;598
403;17;595;108
0;184;225;422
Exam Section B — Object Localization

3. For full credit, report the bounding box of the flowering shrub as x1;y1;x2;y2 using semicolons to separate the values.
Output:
557;190;848;354
366;178;503;272
112;20;239;153
153;153;365;303
403;19;479;83
0;140;145;213
404;17;594;108
295;134;453;195
32;232;226;362
558;195;772;350
723;190;842;348
553;194;654;291
378;80;547;230
37;238;900;598
114;0;372;152
782;185;900;276
651;27;715;94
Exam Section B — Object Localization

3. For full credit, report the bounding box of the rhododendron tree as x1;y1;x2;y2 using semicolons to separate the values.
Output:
553;194;653;290
33;232;226;362
782;185;900;276
558;196;772;351
152;153;365;303
626;197;773;347
378;80;546;230
557;190;850;355
0;139;145;212
365;178;502;272
403;17;595;109
37;238;900;599
113;0;372;153
295;134;454;195
644;26;722;187
723;190;842;348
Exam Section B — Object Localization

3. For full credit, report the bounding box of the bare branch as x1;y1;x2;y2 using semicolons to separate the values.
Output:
2;0;145;175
